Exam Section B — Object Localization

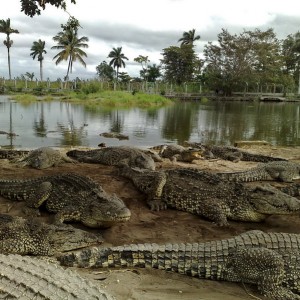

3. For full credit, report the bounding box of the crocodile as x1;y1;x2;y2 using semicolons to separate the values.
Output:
217;161;300;182
59;230;300;300
67;145;156;170
0;149;30;159
99;131;129;140
278;182;300;197
185;142;287;162
150;144;202;162
0;214;102;256
14;146;76;169
118;164;300;226
0;253;113;299
0;173;131;228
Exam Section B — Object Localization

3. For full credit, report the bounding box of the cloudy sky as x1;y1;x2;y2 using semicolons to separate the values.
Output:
0;0;300;81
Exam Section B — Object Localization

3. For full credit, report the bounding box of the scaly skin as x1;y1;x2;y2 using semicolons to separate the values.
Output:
15;147;76;169
279;182;300;197
0;253;113;299
118;165;300;226
67;146;156;170
59;230;300;300
206;145;287;162
0;214;103;256
99;132;129;140
185;143;287;162
218;161;300;182
0;149;30;159
151;144;202;162
0;173;131;228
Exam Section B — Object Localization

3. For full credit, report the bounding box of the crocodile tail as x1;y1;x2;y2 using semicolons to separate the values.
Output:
60;244;165;268
66;150;85;158
59;243;203;277
240;152;287;162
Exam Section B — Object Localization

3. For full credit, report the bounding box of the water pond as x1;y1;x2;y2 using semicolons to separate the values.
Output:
0;95;299;149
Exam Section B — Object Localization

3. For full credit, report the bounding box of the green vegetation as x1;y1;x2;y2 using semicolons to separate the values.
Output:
62;90;173;108
10;94;38;102
6;2;300;97
20;0;76;17
52;17;89;81
178;29;200;46
30;39;47;81
161;45;199;85
9;90;173;108
200;97;209;103
0;18;19;80
108;47;129;81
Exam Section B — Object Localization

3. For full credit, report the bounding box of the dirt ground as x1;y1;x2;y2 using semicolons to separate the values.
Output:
0;144;300;300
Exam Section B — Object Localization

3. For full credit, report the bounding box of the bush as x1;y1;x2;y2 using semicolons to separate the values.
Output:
81;82;101;94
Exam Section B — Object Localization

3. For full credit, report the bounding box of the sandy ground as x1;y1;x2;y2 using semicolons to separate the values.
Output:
0;144;300;300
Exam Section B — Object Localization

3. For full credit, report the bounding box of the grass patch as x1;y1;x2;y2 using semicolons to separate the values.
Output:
200;97;209;103
62;90;173;108
9;94;56;102
9;90;173;108
9;94;38;102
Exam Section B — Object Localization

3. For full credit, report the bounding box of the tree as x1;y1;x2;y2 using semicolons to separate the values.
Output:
25;71;35;81
141;64;161;82
178;29;200;46
52;17;89;80
161;45;199;85
118;72;131;83
282;32;300;93
134;55;149;81
96;61;115;81
20;0;76;17
30;39;47;81
203;28;289;95
108;47;128;81
0;18;19;79
250;29;284;86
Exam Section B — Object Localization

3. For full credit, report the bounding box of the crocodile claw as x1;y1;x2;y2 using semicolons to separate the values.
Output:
148;199;167;211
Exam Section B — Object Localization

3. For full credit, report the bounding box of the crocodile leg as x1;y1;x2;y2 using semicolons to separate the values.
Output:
194;198;230;226
53;206;82;225
140;171;168;211
24;182;53;208
20;182;53;217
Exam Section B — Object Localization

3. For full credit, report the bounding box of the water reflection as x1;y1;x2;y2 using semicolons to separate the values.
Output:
56;121;87;147
33;102;47;137
161;102;198;144
0;95;299;149
109;110;124;133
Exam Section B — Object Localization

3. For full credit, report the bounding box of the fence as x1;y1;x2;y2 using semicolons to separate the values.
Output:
0;78;298;96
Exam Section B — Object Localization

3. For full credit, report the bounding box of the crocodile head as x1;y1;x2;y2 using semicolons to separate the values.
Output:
180;149;202;162
81;192;131;228
131;153;156;170
265;161;300;182
27;147;60;169
31;153;52;169
247;184;300;215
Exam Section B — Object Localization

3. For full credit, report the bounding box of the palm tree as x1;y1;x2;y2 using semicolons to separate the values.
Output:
178;29;200;46
51;28;89;80
108;47;128;80
30;39;47;81
0;18;19;79
25;71;35;81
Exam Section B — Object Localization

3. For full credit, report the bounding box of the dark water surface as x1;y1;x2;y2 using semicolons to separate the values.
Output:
0;95;299;149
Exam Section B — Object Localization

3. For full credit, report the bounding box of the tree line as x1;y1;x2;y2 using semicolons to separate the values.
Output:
4;1;300;95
